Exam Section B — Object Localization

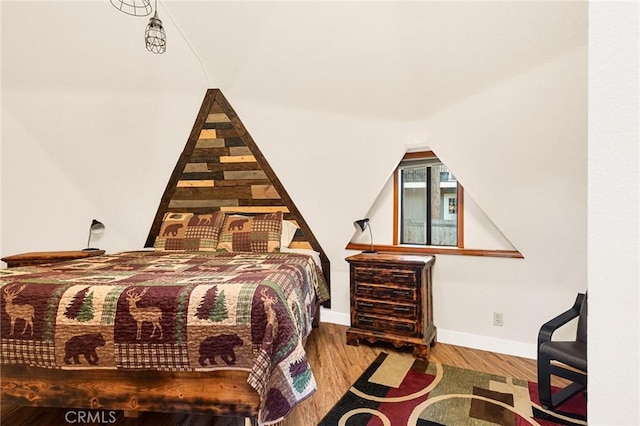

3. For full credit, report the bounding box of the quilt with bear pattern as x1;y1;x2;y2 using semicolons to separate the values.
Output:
0;250;330;424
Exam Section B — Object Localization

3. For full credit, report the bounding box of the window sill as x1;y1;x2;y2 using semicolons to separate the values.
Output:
345;243;524;259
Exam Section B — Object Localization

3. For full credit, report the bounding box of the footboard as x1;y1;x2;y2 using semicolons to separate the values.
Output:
1;366;260;418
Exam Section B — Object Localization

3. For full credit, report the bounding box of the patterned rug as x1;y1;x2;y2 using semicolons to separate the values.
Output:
318;352;587;426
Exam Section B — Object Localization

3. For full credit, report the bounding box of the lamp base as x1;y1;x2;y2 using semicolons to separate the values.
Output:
361;250;377;254
82;248;101;252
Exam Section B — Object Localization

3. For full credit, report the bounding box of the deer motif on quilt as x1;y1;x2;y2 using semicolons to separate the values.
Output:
125;287;163;340
261;288;279;342
2;284;34;336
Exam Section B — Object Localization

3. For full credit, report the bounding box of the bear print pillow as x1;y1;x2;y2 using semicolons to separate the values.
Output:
217;212;283;253
154;211;226;251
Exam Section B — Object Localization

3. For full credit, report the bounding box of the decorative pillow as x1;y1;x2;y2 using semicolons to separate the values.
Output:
154;211;226;251
217;212;283;253
281;220;299;248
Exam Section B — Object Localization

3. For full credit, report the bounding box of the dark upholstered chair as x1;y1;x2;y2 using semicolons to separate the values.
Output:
537;292;587;410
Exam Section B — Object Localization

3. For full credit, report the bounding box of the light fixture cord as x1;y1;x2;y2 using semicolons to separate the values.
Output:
157;1;212;86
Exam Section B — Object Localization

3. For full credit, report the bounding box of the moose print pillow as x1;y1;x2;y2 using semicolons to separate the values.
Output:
154;211;226;251
217;212;283;253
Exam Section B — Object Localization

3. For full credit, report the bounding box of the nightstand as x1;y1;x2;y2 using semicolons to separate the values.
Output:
345;253;436;360
1;250;105;268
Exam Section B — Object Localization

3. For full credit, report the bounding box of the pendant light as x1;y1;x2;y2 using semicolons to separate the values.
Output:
145;0;166;54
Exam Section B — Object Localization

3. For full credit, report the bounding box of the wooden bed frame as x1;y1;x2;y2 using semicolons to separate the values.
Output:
1;303;322;423
1;89;331;423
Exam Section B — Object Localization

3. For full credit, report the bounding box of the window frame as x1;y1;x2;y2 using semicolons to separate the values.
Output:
346;150;523;258
393;151;465;248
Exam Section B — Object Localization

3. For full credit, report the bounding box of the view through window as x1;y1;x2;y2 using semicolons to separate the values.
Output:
397;153;461;246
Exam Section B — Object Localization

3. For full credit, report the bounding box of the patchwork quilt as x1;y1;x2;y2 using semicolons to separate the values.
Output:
0;250;330;424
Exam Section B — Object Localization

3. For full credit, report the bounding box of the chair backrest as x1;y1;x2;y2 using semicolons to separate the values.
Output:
576;292;587;343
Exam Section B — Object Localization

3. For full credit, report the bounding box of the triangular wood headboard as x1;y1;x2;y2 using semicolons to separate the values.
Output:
145;89;330;305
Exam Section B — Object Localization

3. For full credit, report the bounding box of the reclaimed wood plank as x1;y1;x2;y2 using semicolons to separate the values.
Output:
212;179;271;187
220;155;256;163
237;199;284;207
184;163;210;173
207;163;261;172
191;147;230;158
220;206;289;214
215;128;239;138
288;241;314;250
176;180;215;188
223;170;267;180
181;172;225;180
223;137;244;147
196;138;226;148
0;366;259;418
168;200;239;209
172;187;252;200
229;147;252;156
206;113;231;123
251;185;280;199
203;122;235;130
199;129;217;139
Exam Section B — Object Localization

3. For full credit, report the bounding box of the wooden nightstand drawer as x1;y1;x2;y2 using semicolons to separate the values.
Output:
355;314;417;335
354;266;417;285
355;298;417;319
355;282;416;303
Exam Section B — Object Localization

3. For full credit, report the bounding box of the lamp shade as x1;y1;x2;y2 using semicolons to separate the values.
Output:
354;218;369;232
84;219;105;251
353;218;376;253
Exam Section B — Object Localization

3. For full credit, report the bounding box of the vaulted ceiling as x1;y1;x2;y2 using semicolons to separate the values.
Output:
167;1;586;120
2;1;587;121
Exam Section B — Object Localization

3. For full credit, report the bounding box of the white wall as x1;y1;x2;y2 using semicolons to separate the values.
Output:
588;2;639;424
1;2;208;255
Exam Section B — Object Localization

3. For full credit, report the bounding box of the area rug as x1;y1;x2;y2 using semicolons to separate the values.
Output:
318;352;587;426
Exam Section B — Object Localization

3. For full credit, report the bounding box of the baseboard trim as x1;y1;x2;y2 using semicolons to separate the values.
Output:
437;329;536;360
320;308;350;326
319;309;536;360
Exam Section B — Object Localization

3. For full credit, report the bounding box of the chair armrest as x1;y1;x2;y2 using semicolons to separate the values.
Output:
537;293;585;348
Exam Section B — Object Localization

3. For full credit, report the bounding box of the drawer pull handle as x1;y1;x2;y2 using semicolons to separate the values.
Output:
393;290;413;297
397;324;413;331
359;302;374;308
359;317;374;324
394;306;412;312
392;272;412;278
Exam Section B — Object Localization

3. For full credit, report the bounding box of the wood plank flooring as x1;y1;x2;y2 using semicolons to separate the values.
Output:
1;323;543;425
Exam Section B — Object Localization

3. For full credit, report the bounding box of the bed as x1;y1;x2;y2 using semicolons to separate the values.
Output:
0;211;330;425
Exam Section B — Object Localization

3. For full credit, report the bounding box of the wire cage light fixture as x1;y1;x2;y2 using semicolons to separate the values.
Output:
110;0;152;17
145;6;166;54
111;0;166;54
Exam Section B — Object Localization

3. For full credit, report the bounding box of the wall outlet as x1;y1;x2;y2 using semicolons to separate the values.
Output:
493;312;504;327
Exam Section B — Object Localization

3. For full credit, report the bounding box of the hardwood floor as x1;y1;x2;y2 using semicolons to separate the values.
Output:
1;323;543;425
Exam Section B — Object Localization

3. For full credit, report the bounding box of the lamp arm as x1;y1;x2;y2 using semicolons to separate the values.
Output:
87;228;92;249
368;223;374;252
